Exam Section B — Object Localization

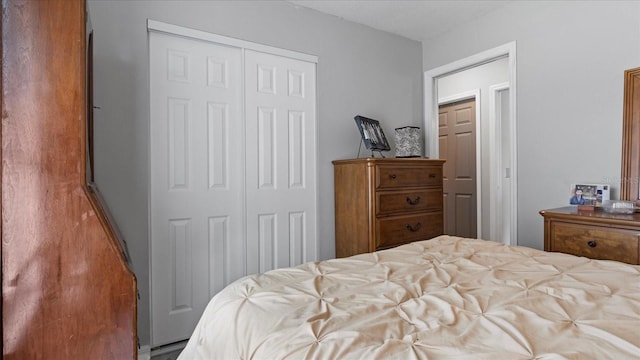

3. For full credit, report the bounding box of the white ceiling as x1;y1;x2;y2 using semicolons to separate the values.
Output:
288;0;512;42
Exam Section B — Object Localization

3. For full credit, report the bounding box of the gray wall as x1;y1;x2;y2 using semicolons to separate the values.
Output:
422;1;640;250
87;0;423;348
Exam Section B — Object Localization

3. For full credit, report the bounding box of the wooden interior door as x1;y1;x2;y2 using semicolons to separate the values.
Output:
439;99;477;238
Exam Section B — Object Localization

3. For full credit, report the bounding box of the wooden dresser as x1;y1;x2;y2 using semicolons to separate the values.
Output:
333;158;445;258
540;206;640;265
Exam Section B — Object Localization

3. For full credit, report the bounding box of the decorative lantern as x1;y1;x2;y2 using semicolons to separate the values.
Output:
394;126;422;158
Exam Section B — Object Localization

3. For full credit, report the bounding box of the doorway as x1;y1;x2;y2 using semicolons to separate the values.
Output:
424;42;517;245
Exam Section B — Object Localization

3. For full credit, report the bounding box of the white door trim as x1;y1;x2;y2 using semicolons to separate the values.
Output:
489;82;511;245
424;41;517;245
147;19;318;64
438;89;482;239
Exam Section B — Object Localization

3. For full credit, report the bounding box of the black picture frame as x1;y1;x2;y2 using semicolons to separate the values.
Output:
354;115;391;152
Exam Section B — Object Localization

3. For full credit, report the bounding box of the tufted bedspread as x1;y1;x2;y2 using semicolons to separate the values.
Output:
178;235;640;359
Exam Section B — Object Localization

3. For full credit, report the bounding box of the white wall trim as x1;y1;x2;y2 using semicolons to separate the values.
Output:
489;82;511;245
424;41;517;244
149;340;188;358
438;89;482;239
438;91;477;106
147;19;318;63
138;345;151;360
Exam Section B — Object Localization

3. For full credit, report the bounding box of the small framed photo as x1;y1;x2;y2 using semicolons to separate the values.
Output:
354;115;390;152
569;183;610;206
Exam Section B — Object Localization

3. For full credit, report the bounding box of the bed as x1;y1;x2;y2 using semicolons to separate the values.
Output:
178;235;640;359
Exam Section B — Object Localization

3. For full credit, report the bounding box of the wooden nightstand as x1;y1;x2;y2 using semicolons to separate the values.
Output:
540;206;640;265
333;158;445;258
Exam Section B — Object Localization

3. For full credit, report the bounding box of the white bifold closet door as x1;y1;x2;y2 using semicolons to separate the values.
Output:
149;31;317;347
244;50;317;274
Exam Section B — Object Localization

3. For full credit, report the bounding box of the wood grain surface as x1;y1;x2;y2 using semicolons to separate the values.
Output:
2;0;137;358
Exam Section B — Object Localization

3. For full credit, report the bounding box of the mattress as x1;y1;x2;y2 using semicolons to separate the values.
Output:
178;235;640;359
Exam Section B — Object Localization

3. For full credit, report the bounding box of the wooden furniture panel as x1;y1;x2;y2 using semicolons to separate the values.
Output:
376;212;444;249
2;1;137;358
550;222;639;264
334;158;445;258
377;189;443;216
540;206;640;265
377;164;443;189
620;67;640;204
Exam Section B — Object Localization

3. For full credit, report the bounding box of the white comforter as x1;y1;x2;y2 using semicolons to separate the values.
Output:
179;235;640;359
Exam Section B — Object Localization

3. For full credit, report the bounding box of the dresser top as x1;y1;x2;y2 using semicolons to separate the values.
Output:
540;206;640;227
332;157;446;165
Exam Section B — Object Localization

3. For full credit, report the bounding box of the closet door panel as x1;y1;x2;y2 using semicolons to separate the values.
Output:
244;50;318;275
149;32;244;347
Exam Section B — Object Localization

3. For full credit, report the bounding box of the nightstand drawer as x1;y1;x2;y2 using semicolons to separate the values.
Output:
550;222;640;264
376;189;443;216
376;212;443;250
376;165;442;189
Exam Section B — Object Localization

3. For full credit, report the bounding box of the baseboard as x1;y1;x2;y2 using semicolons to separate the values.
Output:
138;345;151;360
151;340;188;357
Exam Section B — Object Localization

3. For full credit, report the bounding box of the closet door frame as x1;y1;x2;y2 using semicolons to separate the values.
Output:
147;20;318;64
147;20;319;347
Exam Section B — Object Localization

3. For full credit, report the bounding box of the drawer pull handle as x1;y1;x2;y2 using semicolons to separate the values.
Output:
406;196;421;205
587;240;597;248
406;222;422;232
429;173;437;178
390;174;397;179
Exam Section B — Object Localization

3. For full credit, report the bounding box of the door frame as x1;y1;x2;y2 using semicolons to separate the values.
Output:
147;20;318;63
489;82;510;245
146;19;320;348
438;90;482;238
424;41;517;245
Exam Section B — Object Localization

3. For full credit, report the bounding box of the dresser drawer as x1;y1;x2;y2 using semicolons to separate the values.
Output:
376;189;443;216
376;165;442;189
376;212;443;250
550;222;640;264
